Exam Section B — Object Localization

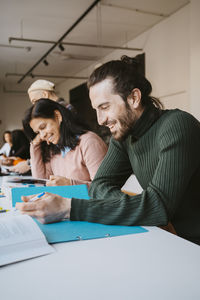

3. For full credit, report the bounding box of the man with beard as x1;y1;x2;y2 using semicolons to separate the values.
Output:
17;56;200;245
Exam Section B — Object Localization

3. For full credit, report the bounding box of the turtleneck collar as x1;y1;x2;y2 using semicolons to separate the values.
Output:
129;104;164;141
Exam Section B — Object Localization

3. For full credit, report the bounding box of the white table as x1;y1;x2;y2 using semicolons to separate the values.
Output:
1;226;200;300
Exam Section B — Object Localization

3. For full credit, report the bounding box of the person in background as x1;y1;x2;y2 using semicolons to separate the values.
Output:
23;98;107;187
27;79;69;107
0;131;12;158
0;131;12;173
12;79;73;174
1;129;30;167
17;56;200;245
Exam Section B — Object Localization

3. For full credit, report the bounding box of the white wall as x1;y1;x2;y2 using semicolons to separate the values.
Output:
189;0;200;120
142;6;190;111
0;92;30;146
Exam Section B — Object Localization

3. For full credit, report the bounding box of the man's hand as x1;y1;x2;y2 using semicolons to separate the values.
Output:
16;192;71;224
46;175;71;186
12;160;31;174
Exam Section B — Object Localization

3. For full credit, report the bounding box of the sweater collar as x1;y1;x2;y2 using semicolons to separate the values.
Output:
130;104;163;141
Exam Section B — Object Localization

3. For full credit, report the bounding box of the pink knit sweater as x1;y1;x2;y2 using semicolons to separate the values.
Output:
30;131;107;186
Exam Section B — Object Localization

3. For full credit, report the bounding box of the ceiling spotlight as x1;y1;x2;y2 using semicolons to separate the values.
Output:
43;59;49;66
59;43;65;51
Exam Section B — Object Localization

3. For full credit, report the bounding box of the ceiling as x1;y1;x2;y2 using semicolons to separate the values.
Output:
0;0;189;93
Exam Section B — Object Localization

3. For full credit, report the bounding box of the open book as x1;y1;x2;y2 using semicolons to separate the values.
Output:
0;214;54;266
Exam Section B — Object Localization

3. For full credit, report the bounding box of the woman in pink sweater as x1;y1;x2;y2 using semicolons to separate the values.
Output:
23;99;107;187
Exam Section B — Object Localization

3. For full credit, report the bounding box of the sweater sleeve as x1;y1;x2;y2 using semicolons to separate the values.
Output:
70;112;200;226
30;143;52;179
70;133;108;187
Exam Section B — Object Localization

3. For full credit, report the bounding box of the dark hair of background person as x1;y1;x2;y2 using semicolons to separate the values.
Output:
87;55;163;109
23;98;88;163
3;130;11;143
9;129;30;159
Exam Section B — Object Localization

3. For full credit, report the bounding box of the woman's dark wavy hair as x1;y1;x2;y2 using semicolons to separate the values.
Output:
23;99;88;163
10;129;30;158
88;55;163;109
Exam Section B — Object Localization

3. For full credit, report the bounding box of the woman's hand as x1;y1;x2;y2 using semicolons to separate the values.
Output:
12;160;31;174
1;158;14;166
32;134;43;146
46;175;71;186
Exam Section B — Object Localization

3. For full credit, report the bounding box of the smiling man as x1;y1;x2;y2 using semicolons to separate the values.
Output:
17;56;200;245
89;78;144;141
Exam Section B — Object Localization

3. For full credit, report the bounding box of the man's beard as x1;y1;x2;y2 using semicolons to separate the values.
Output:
112;105;136;141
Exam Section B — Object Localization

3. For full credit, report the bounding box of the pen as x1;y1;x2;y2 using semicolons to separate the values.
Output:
0;209;9;213
29;192;45;202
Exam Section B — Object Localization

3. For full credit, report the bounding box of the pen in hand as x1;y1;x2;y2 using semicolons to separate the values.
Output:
29;192;45;202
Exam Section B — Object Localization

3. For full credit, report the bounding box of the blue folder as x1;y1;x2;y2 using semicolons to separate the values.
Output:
11;184;90;207
11;184;148;243
36;220;148;244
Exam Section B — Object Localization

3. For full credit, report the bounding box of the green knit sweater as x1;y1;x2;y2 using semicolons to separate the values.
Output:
71;105;200;244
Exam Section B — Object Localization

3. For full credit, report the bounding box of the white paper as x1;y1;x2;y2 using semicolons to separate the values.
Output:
0;215;54;266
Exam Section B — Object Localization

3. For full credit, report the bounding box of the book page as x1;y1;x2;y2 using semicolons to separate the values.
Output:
0;215;54;266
